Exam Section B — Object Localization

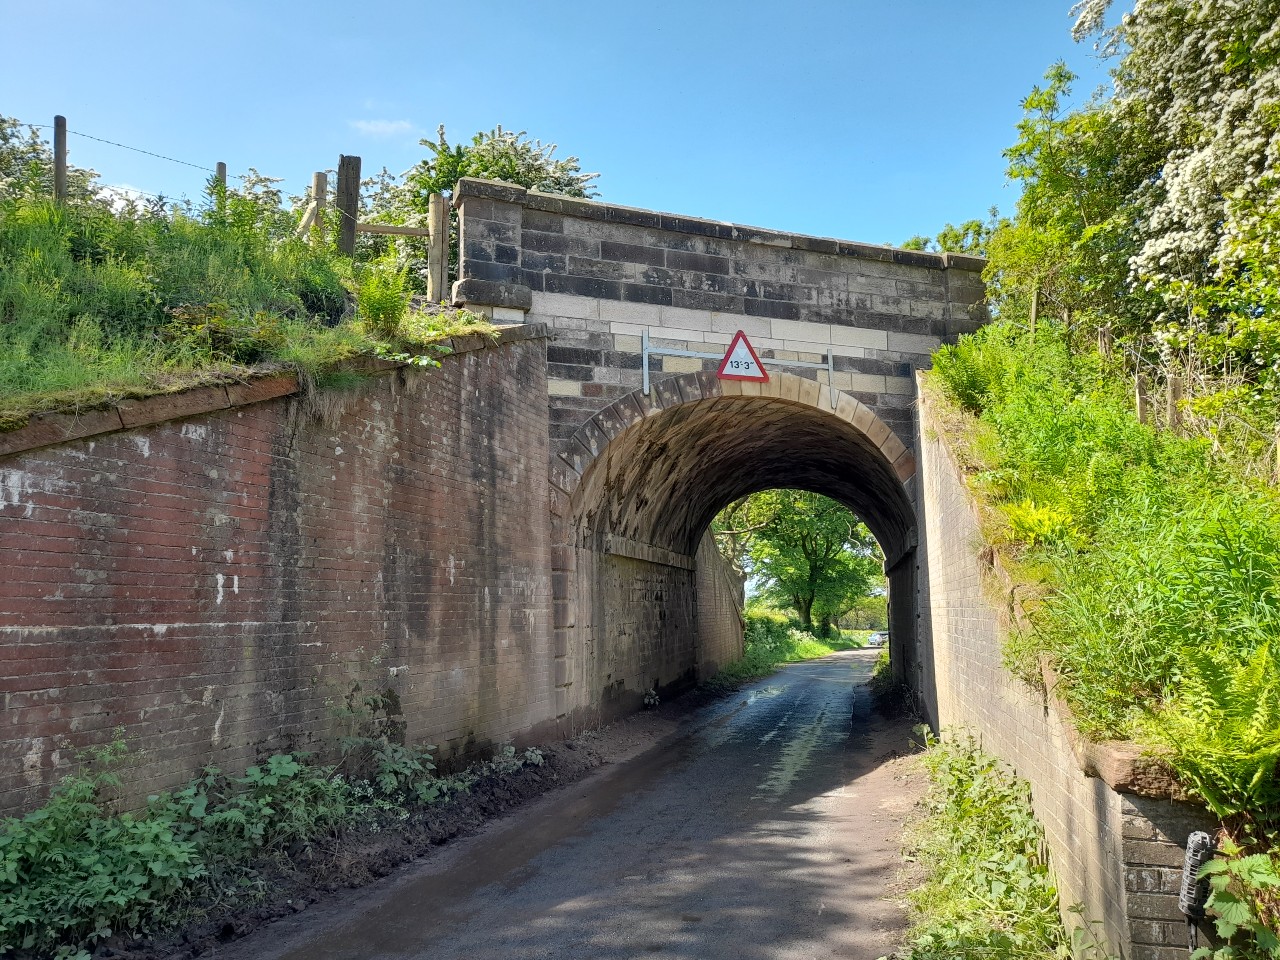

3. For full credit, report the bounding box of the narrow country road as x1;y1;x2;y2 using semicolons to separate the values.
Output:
214;650;922;960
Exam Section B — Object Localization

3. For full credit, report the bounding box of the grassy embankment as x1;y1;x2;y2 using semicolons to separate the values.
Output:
0;189;492;430
928;320;1280;950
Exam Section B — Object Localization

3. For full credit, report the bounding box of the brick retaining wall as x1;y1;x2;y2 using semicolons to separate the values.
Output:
0;328;556;814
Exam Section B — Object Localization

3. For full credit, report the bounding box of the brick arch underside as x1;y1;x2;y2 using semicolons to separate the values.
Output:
546;372;921;726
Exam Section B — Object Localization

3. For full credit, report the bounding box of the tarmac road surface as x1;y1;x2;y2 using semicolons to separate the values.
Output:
215;650;923;960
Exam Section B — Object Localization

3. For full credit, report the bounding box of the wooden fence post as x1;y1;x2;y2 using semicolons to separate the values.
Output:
214;161;227;217
53;115;67;202
1098;323;1113;358
1167;375;1184;431
1136;374;1150;425
311;171;327;242
336;155;361;257
427;192;448;302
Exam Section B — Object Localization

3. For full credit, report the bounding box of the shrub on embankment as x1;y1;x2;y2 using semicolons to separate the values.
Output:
928;320;1280;951
0;185;492;430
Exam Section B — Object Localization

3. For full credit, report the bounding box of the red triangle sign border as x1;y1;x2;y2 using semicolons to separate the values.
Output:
716;330;770;383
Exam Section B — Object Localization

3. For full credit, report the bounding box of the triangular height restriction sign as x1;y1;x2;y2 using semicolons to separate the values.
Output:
716;330;770;382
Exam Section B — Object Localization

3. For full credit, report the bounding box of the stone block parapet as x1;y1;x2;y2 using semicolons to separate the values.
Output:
451;178;987;451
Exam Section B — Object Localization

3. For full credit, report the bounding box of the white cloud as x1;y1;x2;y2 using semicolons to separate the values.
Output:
349;118;415;137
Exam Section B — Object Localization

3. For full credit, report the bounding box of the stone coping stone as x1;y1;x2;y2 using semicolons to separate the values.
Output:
453;178;986;274
0;323;549;460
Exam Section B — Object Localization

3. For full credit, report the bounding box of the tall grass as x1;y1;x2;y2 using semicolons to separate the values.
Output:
703;607;863;691
896;735;1068;960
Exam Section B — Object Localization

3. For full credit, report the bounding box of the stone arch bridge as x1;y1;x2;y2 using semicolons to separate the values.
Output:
449;178;987;724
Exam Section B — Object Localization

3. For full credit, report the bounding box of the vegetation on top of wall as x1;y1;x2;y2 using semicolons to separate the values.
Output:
912;0;1280;948
0;116;500;432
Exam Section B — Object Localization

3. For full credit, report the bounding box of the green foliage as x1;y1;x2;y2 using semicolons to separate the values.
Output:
895;735;1069;960
0;117;508;428
714;490;884;633
1193;838;1280;960
704;607;861;691
0;741;204;957
403;124;598;202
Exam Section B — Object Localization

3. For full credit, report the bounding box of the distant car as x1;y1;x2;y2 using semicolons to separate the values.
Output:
867;632;888;647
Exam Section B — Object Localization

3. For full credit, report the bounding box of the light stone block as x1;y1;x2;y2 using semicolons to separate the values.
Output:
613;334;642;352
662;356;706;374
658;305;714;331
771;318;833;343
491;306;527;323
884;376;916;396
548;378;583;397
531;291;601;320
782;339;828;356
711;313;770;337
831;326;888;350
887;332;942;355
830;343;865;358
654;327;707;343
609;321;649;336
602;300;660;325
848;373;887;393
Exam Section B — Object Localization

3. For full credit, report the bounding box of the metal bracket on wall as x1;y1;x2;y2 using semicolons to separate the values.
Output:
641;329;837;407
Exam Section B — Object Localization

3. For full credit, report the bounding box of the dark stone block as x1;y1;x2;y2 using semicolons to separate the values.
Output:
604;351;643;370
519;269;547;291
454;178;527;204
523;192;599;220
523;209;564;234
600;240;666;267
666;249;730;275
622;283;673;305
603;205;663;229
462;260;522;284
547;362;595;382
543;274;622;299
743;297;800;321
547;345;604;366
468;218;519;244
671;289;743;312
640;267;678;287
451;278;533;311
495;243;519;265
761;280;806;302
523;231;595;256
660;213;734;239
521;251;566;273
462;239;494;263
791;235;840;255
567;256;630;280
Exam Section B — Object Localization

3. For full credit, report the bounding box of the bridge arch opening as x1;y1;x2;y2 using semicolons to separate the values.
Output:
548;372;925;725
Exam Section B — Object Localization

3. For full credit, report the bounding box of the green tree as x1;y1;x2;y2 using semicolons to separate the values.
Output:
402;124;598;205
715;490;883;634
0;115;99;203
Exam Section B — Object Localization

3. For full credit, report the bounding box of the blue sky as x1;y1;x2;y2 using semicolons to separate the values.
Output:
2;0;1115;246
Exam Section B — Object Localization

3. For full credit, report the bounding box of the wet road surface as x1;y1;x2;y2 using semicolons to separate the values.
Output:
218;650;921;960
